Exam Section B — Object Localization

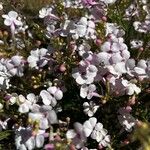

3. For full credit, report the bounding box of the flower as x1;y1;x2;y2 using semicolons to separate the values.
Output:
70;17;96;39
39;7;53;18
134;59;150;80
80;84;100;99
66;122;87;149
18;93;37;113
122;80;141;95
130;40;143;49
27;48;48;69
72;61;98;85
83;101;99;117
40;86;63;106
2;11;22;35
83;117;110;143
5;55;25;77
118;107;137;132
15;126;45;150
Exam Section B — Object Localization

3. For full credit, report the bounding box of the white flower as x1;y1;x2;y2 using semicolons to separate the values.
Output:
27;48;48;69
71;17;96;39
83;101;99;117
15;126;45;150
122;80;141;95
40;86;63;106
2;11;22;35
99;135;111;148
118;107;137;132
134;59;150;80
130;40;143;49
66;122;87;149
29;105;58;128
39;7;52;18
6;55;24;77
83;117;109;143
18;93;37;113
2;11;22;26
72;61;98;85
80;84;101;99
105;23;125;37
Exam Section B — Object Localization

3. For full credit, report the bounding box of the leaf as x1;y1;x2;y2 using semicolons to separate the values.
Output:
0;130;12;141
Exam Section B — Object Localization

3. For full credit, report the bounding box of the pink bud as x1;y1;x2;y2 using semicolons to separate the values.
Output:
123;139;130;145
101;16;107;22
125;106;132;113
69;144;76;150
95;39;102;46
139;47;144;51
59;64;66;72
54;135;61;141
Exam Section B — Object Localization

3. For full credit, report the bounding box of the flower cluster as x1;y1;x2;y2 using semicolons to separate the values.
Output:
0;0;149;150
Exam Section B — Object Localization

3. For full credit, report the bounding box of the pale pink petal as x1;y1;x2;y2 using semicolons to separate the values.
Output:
66;129;76;139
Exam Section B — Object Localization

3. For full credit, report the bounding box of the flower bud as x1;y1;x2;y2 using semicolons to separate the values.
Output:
59;64;66;72
101;16;107;22
139;47;144;51
0;103;3;110
95;39;102;46
3;31;8;37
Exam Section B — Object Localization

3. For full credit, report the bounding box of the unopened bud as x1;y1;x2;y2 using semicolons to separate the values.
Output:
139;47;144;51
35;40;41;47
0;30;3;38
95;39;102;46
123;139;130;145
3;31;8;37
0;103;3;110
66;117;70;123
101;16;107;22
59;64;66;72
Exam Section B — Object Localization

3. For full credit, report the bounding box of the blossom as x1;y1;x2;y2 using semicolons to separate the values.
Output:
70;17;96;39
122;80;141;95
118;107;137;132
130;40;143;49
66;122;87;149
5;55;25;77
15;126;45;150
40;86;63;106
83;117;110;144
134;59;150;80
80;84;100;99
29;105;58;130
2;11;22;35
72;61;98;85
39;7;53;18
27;48;48;69
18;93;37;113
99;135;111;149
105;23;125;37
83;101;99;117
